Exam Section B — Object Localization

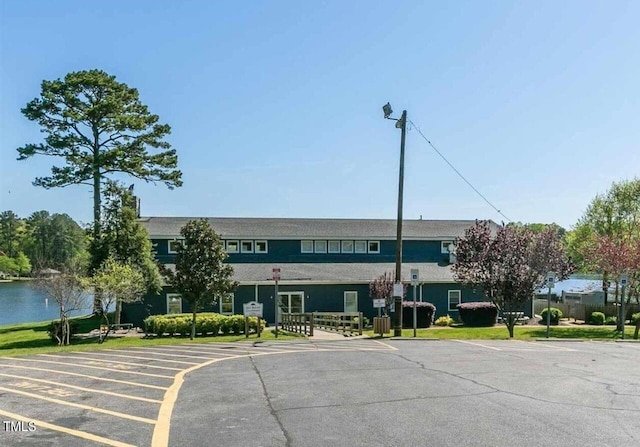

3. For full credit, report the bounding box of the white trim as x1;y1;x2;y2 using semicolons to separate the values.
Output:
301;240;313;253
448;290;461;311
219;293;234;315
226;240;239;253
241;240;254;253
277;291;305;314
237;279;459;286
441;241;454;254
167;239;182;254
354;240;367;254
328;240;341;253
314;240;327;253
367;241;380;254
166;293;182;314
344;291;358;312
341;240;354;253
255;240;268;253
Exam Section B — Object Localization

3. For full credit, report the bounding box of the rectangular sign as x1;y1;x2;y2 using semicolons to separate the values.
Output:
410;269;419;285
393;283;403;297
272;267;281;281
243;301;263;317
373;298;386;308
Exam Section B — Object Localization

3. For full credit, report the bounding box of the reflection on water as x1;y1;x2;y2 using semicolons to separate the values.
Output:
0;281;94;326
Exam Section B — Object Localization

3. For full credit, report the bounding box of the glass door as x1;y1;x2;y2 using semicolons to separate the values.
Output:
277;292;304;321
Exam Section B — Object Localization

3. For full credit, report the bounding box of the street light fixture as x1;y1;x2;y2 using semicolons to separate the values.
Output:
382;102;408;337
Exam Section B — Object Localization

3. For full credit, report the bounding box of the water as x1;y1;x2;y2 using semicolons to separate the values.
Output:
0;281;94;326
537;276;604;296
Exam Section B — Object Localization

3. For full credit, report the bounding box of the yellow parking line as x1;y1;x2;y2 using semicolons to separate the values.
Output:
0;363;168;390
0;408;136;447
0;387;157;425
38;354;184;371
117;348;213;360
8;358;174;379
0;373;162;404
71;351;200;366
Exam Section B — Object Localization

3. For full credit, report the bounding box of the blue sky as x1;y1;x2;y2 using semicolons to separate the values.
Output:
1;0;639;229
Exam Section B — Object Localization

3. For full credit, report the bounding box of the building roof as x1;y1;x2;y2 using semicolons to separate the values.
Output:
164;262;456;284
140;217;495;240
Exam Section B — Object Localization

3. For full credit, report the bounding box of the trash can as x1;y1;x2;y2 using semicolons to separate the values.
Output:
373;316;391;335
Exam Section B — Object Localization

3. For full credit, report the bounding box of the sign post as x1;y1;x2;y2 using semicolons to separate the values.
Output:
621;274;628;339
546;272;555;339
273;267;281;338
411;269;419;338
243;301;264;338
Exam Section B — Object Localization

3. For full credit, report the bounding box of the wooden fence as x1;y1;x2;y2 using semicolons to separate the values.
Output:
280;313;314;336
534;301;640;322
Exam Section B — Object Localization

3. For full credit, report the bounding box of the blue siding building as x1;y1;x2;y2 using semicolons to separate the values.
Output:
121;217;496;326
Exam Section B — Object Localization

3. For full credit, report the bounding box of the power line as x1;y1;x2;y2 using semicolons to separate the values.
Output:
408;119;512;223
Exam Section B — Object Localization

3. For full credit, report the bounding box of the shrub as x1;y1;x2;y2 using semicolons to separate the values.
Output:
352;316;370;328
401;301;436;328
540;307;563;325
589;311;605;326
605;316;617;326
47;319;79;344
632;313;640;325
434;315;454;327
457;302;497;327
230;315;245;334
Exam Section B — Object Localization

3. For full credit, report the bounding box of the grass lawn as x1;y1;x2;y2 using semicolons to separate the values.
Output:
365;324;640;340
0;314;302;358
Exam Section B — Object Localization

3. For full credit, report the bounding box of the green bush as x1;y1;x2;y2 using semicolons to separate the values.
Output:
605;315;617;326
457;302;497;327
434;315;454;327
589;311;605;325
632;313;640;325
143;312;268;337
539;307;563;325
47;319;79;344
230;315;245;334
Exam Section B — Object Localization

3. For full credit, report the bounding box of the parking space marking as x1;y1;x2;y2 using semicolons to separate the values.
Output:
523;341;577;351
0;386;157;424
138;345;239;357
7;357;175;379
453;340;502;350
0;363;168;390
72;351;200;365
38;353;184;371
120;348;216;360
0;408;137;447
0;373;161;403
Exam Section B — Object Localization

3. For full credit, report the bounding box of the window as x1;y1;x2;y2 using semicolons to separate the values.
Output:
448;290;461;311
220;294;234;315
226;240;239;253
301;240;313;253
354;240;367;253
441;241;454;254
328;240;341;253
368;241;380;253
341;240;353;253
344;291;358;312
168;239;182;254
255;241;268;253
167;294;182;314
241;240;254;253
314;240;327;253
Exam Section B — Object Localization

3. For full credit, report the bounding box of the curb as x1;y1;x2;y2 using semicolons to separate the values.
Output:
534;338;584;342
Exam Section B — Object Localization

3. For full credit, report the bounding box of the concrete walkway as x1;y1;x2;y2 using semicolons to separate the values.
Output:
309;329;367;340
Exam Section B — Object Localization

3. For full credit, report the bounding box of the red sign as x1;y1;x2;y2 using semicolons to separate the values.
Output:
272;267;281;281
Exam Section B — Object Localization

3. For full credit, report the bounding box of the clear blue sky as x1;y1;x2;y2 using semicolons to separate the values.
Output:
1;0;639;229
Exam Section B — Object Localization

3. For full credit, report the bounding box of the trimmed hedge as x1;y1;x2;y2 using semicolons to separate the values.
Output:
540;307;563;325
456;302;497;327
589;311;605;325
401;301;436;328
144;313;264;337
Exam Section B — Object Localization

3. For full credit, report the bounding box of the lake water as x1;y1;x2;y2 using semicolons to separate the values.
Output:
0;281;94;326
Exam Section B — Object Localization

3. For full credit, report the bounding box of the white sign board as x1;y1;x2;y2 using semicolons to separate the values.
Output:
243;301;263;317
546;272;555;288
393;283;403;297
621;274;628;286
373;298;386;308
410;269;419;285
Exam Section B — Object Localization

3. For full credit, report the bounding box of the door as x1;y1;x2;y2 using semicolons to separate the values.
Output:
277;292;304;321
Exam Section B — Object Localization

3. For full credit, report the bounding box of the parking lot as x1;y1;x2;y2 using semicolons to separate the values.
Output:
1;339;640;447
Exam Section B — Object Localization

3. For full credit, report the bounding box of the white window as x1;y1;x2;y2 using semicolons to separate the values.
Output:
344;291;358;312
226;240;239;253
220;240;226;251
220;294;234;315
301;240;314;253
241;240;254;253
341;240;353;253
448;290;461;311
314;240;327;253
354;240;367;253
442;241;454;254
167;294;182;315
328;240;341;253
368;241;380;254
255;241;268;253
168;239;182;254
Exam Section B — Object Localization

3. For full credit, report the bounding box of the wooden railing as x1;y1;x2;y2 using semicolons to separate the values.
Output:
281;313;314;336
312;312;363;335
